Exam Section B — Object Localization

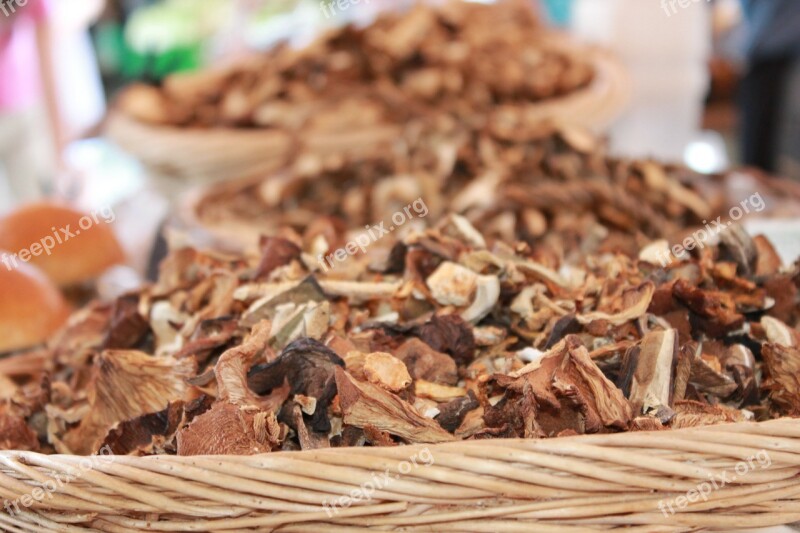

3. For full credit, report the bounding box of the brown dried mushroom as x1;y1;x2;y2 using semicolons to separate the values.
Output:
2;213;798;455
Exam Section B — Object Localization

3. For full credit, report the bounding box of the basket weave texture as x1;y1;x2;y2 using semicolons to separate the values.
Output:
1;418;799;532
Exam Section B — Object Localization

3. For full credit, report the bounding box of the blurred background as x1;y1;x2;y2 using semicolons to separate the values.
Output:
0;0;798;275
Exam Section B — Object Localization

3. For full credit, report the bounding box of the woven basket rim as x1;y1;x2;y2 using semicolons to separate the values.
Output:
1;418;799;532
3;416;797;461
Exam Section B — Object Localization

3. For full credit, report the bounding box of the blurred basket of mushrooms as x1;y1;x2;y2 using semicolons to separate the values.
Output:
107;0;629;188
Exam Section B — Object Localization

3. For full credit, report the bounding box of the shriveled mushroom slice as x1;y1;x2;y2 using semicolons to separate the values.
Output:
435;214;487;249
688;346;738;400
577;282;656;327
61;350;196;455
334;367;455;444
638;240;672;265
497;336;632;434
102;397;212;455
672;280;744;336
514;259;570;289
670;400;746;429
435;392;480;433
753;235;783;276
427;262;480;307
722;344;757;405
150;300;190;355
718;224;757;277
256;237;302;279
426;262;500;323
621;329;677;421
248;337;344;433
761;316;799;347
762;343;800;416
413;315;476;365
292;404;330;450
235;279;402;305
394;337;458;386
177;402;282;455
0;405;39;451
363;351;412;392
215;320;278;409
461;275;500;324
415;380;467;402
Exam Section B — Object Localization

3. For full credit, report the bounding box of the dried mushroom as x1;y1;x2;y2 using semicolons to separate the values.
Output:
335;368;454;444
2;193;799;456
621;329;677;421
59;350;196;455
496;336;632;435
120;2;593;132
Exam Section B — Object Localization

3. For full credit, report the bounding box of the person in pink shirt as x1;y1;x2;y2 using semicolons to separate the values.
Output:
0;0;63;212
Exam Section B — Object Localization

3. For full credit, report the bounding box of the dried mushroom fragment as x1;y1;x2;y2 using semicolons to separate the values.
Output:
435;391;480;433
177;402;282;455
415;380;467;402
753;235;782;276
760;316;799;347
762;343;800;416
688;346;738;400
0;405;39;451
102;397;212;456
413;315;476;365
335;368;454;443
61;350;196;455
496;336;631;435
426;262;500;323
671;400;746;429
363;352;412;392
718;224;757;277
291;403;329;450
248;337;344;432
577;282;655;327
721;344;757;405
427;262;479;307
101;294;151;351
215;320;276;407
621;329;677;420
672;279;744;336
394;337;458;385
255;236;302;280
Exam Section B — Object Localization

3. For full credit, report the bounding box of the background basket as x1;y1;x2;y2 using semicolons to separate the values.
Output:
1;418;799;532
105;36;630;197
104;114;403;201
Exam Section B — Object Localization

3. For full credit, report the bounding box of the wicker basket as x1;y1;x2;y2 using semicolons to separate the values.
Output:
105;37;629;193
1;418;799;532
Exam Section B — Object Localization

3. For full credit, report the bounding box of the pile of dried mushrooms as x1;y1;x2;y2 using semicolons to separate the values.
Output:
192;120;800;258
1;211;798;456
119;1;593;132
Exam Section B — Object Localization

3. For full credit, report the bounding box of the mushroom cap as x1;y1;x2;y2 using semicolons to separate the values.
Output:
0;254;70;352
0;202;125;286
